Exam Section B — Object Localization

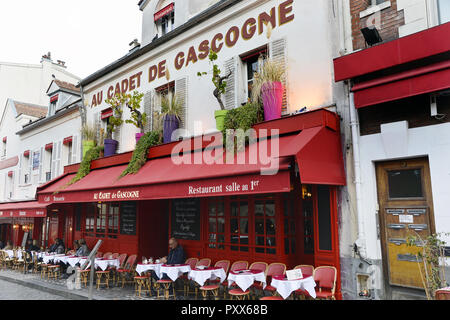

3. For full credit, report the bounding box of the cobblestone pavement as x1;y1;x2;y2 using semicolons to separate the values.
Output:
0;278;68;300
0;269;215;300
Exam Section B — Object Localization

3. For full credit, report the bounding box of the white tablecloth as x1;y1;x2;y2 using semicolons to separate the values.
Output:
270;276;317;299
54;255;73;264
160;264;191;282
188;267;227;287
96;259;120;271
78;258;119;271
136;263;163;278
67;256;85;268
227;270;266;292
4;250;14;258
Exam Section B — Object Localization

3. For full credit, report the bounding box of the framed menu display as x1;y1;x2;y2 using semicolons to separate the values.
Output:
120;202;137;235
171;199;201;240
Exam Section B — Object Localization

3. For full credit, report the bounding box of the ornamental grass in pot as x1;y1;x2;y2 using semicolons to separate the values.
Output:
123;91;146;143
161;94;183;143
80;124;97;158
252;58;285;121
104;94;125;157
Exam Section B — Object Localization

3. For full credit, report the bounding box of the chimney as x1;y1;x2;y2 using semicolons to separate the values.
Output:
57;60;67;68
41;51;52;62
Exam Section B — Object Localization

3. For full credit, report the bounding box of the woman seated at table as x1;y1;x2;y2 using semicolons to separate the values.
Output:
75;239;90;257
72;240;80;252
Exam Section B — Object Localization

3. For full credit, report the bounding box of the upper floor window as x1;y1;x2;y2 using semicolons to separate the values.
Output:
438;0;450;24
370;0;387;5
241;47;268;101
2;137;6;157
155;2;175;37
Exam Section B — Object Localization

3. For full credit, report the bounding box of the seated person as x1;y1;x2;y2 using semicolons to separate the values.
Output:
3;241;13;250
75;239;90;257
151;238;185;285
72;240;80;252
47;238;60;253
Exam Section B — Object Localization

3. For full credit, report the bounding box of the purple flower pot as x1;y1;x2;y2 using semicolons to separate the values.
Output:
135;133;145;143
261;81;284;121
104;139;118;157
163;114;180;143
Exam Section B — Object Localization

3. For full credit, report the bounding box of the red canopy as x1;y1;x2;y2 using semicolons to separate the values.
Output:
0;201;48;218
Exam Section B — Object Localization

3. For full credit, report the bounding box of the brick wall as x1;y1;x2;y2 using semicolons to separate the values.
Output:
351;0;405;50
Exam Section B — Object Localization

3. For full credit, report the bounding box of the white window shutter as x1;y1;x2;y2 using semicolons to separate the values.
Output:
224;57;237;110
51;144;57;180
269;38;288;114
28;151;32;183
175;77;188;129
72;135;79;164
56;141;62;178
19;154;23;185
144;90;153;133
39;147;44;183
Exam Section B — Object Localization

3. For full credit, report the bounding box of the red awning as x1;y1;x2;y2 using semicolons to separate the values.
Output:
23;150;30;157
0;201;48;218
352;60;450;108
154;3;174;21
2;137;6;143
279;127;346;185
37;123;346;204
45;143;53;151
63;136;73;145
101;108;113;120
50;95;59;103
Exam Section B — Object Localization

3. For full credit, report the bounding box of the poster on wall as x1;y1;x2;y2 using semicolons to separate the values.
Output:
21;232;29;247
171;199;201;240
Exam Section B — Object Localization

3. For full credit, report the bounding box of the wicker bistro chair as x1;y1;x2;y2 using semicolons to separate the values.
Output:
113;253;128;285
31;252;41;274
0;251;12;270
224;261;250;299
196;258;211;268
249;262;269;298
134;272;152;298
103;252;113;259
435;288;450;300
111;253;120;260
256;263;286;298
117;254;137;288
294;265;314;278
13;250;24;271
295;266;337;300
199;260;231;300
182;258;199;296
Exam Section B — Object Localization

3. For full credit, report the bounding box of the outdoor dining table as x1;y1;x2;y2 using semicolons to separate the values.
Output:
188;267;227;287
78;258;120;271
270;275;317;299
53;255;73;264
136;263;163;279
42;253;65;264
67;256;86;268
227;269;266;292
4;250;14;258
159;264;191;282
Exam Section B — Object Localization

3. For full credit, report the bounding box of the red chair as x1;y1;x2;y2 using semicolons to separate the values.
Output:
296;266;337;300
230;261;248;272
260;263;286;296
96;252;103;258
102;252;112;259
196;258;211;268
199;260;231;299
435;288;450;300
260;296;283;300
113;253;127;285
294;265;314;278
111;253;119;260
117;254;137;287
182;258;199;295
250;262;269;298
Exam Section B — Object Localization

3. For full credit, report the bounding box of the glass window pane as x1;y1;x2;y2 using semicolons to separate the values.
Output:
230;219;238;234
285;238;290;255
240;202;248;217
240;218;248;234
255;201;264;216
291;238;296;254
218;217;225;233
209;218;217;233
208;202;216;216
217;201;224;216
256;236;265;246
231;202;238;216
317;186;332;251
255;219;264;235
266;201;275;216
388;169;423;198
438;0;450;23
267;237;276;247
266;218;276;235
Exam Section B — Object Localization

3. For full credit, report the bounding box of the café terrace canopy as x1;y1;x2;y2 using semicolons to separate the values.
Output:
37;109;346;205
0;201;48;218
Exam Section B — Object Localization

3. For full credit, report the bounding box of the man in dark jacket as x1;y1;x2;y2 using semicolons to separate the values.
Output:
161;238;185;265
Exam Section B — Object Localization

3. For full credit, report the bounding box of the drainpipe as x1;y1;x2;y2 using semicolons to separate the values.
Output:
79;83;87;127
348;84;368;261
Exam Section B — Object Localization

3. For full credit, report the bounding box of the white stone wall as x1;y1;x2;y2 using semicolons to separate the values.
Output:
397;0;440;37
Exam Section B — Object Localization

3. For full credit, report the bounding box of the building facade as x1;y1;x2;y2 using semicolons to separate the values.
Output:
335;0;450;300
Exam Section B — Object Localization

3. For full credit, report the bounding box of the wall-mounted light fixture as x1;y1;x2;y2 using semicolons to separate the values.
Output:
361;26;383;47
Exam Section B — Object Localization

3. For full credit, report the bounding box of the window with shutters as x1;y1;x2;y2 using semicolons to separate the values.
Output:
67;142;73;165
269;38;288;114
175;77;188;129
223;58;237;110
240;46;268;101
155;81;175;114
22;155;31;185
45;149;52;182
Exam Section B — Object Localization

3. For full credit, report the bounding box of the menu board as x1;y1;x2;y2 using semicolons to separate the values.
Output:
120;202;137;235
171;199;201;240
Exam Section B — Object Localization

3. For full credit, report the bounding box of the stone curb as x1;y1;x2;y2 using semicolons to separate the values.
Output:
0;274;108;300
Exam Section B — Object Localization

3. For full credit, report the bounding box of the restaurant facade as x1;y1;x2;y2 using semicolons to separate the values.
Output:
33;0;353;299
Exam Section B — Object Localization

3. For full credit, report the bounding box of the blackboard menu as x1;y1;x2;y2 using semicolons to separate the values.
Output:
120;202;137;235
171;199;201;240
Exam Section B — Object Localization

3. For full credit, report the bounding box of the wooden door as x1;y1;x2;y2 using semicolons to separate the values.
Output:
376;157;435;289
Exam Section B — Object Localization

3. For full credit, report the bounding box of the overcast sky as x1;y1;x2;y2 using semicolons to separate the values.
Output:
0;0;142;79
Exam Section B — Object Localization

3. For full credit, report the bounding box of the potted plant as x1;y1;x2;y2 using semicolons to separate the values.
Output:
80;124;97;158
104;93;125;157
252;58;285;121
198;50;232;131
123;91;147;143
161;94;183;143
